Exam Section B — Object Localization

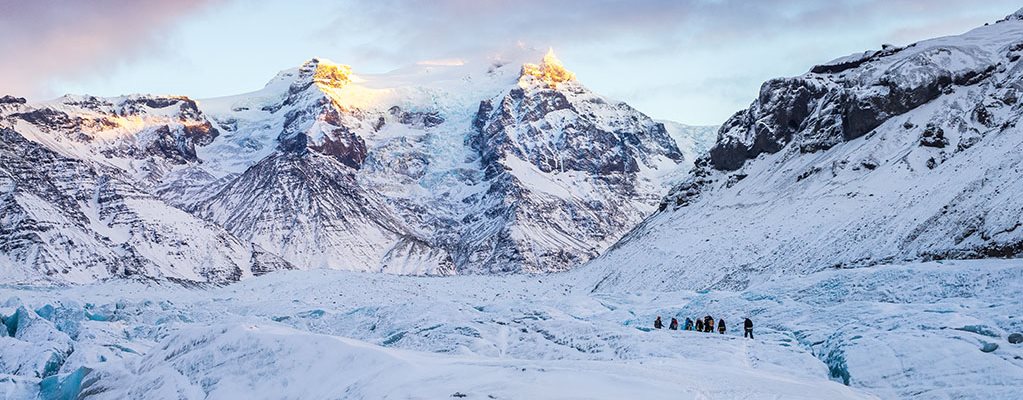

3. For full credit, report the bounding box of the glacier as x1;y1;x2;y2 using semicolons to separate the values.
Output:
1;259;1021;399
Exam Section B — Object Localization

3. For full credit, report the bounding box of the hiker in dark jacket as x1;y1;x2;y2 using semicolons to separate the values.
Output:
744;318;754;339
684;317;694;331
704;316;714;333
669;317;679;330
695;318;703;332
654;316;663;329
718;319;726;334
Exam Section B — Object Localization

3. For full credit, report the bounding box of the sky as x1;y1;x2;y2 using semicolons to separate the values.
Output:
1;0;1020;125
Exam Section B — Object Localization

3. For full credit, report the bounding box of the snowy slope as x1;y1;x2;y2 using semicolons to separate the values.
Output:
582;10;1023;291
75;324;873;400
0;128;291;285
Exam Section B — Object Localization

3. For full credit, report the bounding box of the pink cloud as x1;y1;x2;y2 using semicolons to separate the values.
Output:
0;0;217;98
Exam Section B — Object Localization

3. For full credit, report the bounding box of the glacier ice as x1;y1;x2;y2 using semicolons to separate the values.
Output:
0;259;1019;399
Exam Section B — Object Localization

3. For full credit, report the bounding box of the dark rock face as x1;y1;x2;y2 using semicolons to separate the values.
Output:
459;81;684;272
143;124;216;165
309;127;367;169
660;156;714;209
708;46;1000;171
389;106;445;128
472;85;682;177
11;96;219;170
919;124;948;148
278;106;369;170
0;95;27;104
12;108;81;131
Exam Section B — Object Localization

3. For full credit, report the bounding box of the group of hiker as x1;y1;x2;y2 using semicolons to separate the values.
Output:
654;315;754;339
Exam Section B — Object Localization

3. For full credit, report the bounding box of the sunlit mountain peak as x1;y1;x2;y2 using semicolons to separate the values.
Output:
303;58;353;89
520;48;575;88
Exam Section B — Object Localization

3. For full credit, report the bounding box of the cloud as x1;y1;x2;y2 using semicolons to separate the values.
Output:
318;0;1019;65
0;0;217;98
2;0;1019;124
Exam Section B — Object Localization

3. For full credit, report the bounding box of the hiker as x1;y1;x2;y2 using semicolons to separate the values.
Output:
718;318;726;334
669;317;679;330
705;316;714;333
695;318;704;332
684;317;694;331
744;318;754;339
654;316;663;329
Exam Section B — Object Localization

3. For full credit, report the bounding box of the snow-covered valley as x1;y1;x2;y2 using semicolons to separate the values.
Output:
2;259;1021;399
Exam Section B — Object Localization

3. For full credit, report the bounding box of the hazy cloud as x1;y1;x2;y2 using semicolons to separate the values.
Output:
321;0;1020;64
2;0;1019;123
0;0;217;98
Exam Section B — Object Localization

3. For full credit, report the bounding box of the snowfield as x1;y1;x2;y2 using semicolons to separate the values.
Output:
2;259;1021;399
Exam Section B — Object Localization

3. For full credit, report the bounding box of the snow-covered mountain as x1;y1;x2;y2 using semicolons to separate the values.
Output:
0;49;707;282
583;9;1023;292
0;127;291;284
2;95;219;188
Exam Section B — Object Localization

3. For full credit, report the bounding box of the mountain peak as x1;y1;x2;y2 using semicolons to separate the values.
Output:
519;48;576;88
299;58;353;89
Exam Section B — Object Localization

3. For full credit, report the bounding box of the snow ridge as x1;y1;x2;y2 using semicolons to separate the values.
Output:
582;13;1023;292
